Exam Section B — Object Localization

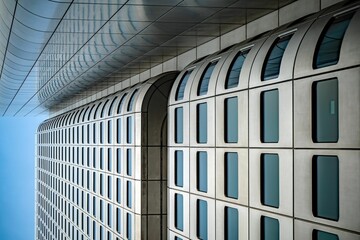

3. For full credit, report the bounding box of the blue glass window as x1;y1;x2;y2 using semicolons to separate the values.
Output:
314;12;354;68
261;154;279;208
93;172;96;193
313;230;339;240
107;204;112;227
197;151;207;193
100;148;104;170
100;122;104;144
100;200;104;222
176;70;193;100
108;148;112;171
100;174;104;196
197;200;208;240
312;79;338;143
116;178;121;204
117;93;127;114
312;155;339;221
127;89;138;112
261;216;279;240
225;152;238;199
127;149;132;176
225;207;239;240
197;103;207;143
116;208;121;234
198;61;218;96
127;181;132;209
262;34;292;81
175;151;183;187
261;89;279;143
127;213;132;240
108;176;112;200
116;148;121;174
117;118;121;144
175;194;184;231
175;107;183;144
225;97;238;143
107;120;112;144
225;49;250;89
127;116;132;144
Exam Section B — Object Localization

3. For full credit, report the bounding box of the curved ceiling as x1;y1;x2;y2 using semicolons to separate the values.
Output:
0;0;295;116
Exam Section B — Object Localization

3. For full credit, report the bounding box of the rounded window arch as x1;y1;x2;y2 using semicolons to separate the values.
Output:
87;104;96;121
93;101;103;120
108;96;118;116
100;99;110;118
117;93;128;114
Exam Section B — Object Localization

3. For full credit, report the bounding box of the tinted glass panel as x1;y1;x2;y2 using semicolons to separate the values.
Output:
175;194;184;231
261;216;279;240
116;148;121;174
225;152;238;199
225;207;239;240
313;230;339;240
262;34;292;80
197;151;207;193
127;181;132;208
127;89;138;112
312;79;338;143
176;70;192;100
261;154;279;208
175;107;183;143
116;178;121;204
116;208;121;233
127;213;132;240
225;97;238;143
197;103;207;143
312;155;339;221
198;61;218;96
117;118;121;144
197;200;208;240
261;89;279;143
108;120;112;144
225;49;250;89
314;13;354;68
127;116;132;144
117;93;127;114
175;150;184;187
127;149;132;176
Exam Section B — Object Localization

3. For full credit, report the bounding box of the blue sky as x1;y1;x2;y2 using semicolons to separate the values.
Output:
0;117;45;240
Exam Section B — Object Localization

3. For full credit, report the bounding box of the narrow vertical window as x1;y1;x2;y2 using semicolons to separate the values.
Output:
127;149;132;176
126;213;132;240
262;34;292;80
116;178;121;204
127;181;132;209
175;151;184;187
107;120;112;144
312;155;339;221
312;79;338;143
107;204;112;227
198;61;218;96
261;154;279;208
197;103;207;143
100;174;104;196
108;176;112;200
314;12;354;68
261;216;279;240
127;89;138;112
261;89;279;143
100;122;104;144
175;194;184;231
225;152;238;199
116;208;121;234
197;151;207;193
175;107;184;143
127;116;132;144
225;207;238;240
107;148;112;172
100;200;104;222
100;148;104;170
175;70;193;101
313;229;339;240
116;148;121;174
117;93;127;114
225;49;250;89
93;172;96;193
225;97;238;143
197;200;208;240
116;118;121;144
93;123;96;144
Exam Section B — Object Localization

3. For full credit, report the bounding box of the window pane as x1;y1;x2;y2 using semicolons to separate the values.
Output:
127;116;132;144
127;149;132;176
117;118;121;144
225;49;250;89
261;216;279;240
175;194;184;231
127;89;138;112
314;12;354;68
197;200;208;240
108;120;112;144
197;103;207;143
116;148;121;174
197;151;207;193
175;107;183;143
312;155;339;221
225;207;238;240
261;154;279;208
116;208;121;234
116;178;121;204
261;89;279;143
198;61;218;96
176;70;192;100
117;93;127;114
312;79;338;143
108;176;112;199
313;230;339;240
127;213;132;240
108;148;112;172
262;34;292;81
127;181;132;209
175;151;183;187
225;152;238;199
225;97;238;143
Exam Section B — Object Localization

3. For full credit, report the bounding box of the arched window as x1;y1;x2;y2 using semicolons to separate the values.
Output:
117;93;128;114
127;89;138;112
197;61;218;96
175;70;193;101
225;49;250;89
108;96;118;116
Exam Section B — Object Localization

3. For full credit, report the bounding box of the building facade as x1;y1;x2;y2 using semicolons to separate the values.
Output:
36;1;360;240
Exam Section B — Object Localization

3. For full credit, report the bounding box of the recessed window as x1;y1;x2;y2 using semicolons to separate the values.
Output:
108;148;112;172
107;176;112;200
197;151;207;193
127;149;132;176
261;154;279;208
261;216;279;240
225;207;238;240
314;12;354;68
100;122;104;143
116;148;121;174
225;152;238;199
261;89;279;143
117;93;127;114
225;49;250;89
198;61;218;96
100;174;104;196
312;155;339;221
197;199;207;240
127;213;132;240
175;107;183;144
107;204;112;227
116;208;121;234
313;229;339;240
225;97;238;143
175;70;193;101
312;79;338;143
116;118;121;144
197;103;207;143
127;116;132;144
116;178;121;204
262;34;293;81
100;148;104;170
127;181;132;209
175;193;184;231
127;89;138;112
175;151;184;187
107;120;112;144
